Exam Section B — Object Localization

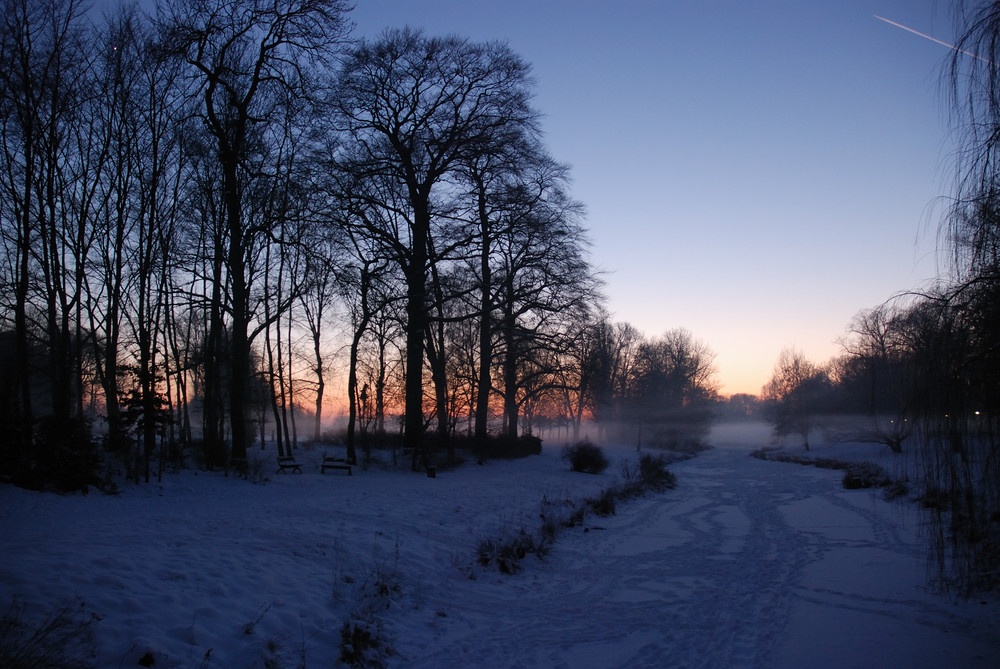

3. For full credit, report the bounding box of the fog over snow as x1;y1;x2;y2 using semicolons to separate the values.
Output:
1;426;997;667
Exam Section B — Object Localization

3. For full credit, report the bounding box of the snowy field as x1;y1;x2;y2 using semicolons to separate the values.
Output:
1;423;998;668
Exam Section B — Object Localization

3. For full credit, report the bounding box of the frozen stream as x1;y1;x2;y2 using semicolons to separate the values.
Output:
397;442;1000;668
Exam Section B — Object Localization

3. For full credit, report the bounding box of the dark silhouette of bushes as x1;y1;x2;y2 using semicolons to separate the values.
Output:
633;453;678;493
481;451;679;575
562;440;609;474
470;434;542;460
0;597;95;669
13;417;102;493
476;528;551;575
750;448;908;500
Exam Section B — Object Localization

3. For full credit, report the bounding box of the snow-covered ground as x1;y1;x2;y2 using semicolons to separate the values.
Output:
1;422;997;668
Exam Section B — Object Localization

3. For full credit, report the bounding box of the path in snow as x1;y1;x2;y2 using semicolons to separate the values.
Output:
396;442;1000;669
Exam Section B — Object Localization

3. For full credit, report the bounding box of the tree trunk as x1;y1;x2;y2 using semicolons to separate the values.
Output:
474;173;495;443
502;303;518;441
313;329;324;442
224;156;251;464
13;117;34;451
346;265;372;465
404;202;430;469
263;241;285;457
346;330;362;465
427;255;451;455
265;313;285;456
375;331;386;435
287;307;297;449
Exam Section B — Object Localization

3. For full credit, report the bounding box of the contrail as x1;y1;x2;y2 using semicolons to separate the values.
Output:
875;14;993;64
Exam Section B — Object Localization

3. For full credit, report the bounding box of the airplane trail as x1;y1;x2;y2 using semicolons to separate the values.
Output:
875;14;993;64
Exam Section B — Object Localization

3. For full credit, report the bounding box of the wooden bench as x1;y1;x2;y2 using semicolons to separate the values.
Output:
276;456;303;474
321;455;352;476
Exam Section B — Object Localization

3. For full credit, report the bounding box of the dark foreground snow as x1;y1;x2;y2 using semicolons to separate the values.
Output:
1;425;997;668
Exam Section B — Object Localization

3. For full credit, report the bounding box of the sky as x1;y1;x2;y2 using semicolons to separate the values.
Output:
350;0;956;396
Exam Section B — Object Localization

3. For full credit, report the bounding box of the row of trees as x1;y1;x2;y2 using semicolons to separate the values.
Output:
761;292;994;456
0;0;722;488
573;323;718;450
0;0;358;484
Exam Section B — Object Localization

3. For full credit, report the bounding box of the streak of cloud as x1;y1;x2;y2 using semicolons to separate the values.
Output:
875;15;993;65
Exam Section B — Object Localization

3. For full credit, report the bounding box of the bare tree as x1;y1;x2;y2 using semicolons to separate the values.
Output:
837;303;914;452
576;317;643;434
298;250;336;443
334;28;537;463
624;328;718;450
0;0;96;489
761;347;828;450
156;0;350;462
457;137;551;442
490;158;594;441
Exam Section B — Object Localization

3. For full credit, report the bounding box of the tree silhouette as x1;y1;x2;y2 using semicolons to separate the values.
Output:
334;28;538;462
762;347;827;450
157;0;349;462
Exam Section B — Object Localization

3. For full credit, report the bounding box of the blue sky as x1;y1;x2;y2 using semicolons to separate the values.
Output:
352;1;953;395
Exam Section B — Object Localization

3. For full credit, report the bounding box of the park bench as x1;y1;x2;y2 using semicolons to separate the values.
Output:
276;456;303;474
321;454;352;476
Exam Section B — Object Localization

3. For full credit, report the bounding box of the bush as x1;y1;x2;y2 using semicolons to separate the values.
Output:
338;540;402;668
459;434;543;461
638;453;677;492
486;452;680;576
751;449;907;498
562;440;609;474
0;597;95;669
21;417;102;493
881;479;910;501
620;453;677;498
841;462;892;490
340;618;386;669
477;527;550;574
487;434;542;459
586;487;618;516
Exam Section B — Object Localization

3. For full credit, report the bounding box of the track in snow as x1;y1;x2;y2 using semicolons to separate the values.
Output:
396;443;999;669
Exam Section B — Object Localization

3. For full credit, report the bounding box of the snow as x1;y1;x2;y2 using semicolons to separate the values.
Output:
1;423;998;668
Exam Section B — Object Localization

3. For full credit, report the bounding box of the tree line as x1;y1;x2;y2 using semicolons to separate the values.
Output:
0;0;723;488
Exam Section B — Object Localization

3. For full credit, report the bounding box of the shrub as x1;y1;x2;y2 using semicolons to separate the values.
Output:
564;505;587;528
485;452;681;576
0;597;95;669
638;453;677;491
23;417;101;493
620;453;677;498
918;487;950;509
751;449;908;498
586;487;618;516
338;540;402;668
340;618;386;668
842;462;892;490
881;479;910;501
562;440;609;474
461;434;543;461
490;434;542;459
477;527;550;574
